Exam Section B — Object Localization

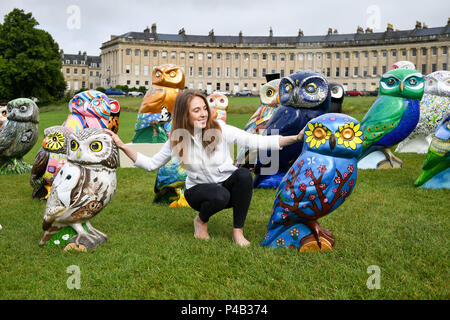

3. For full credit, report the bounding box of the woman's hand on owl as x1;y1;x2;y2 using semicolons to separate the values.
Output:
296;126;306;142
105;129;125;149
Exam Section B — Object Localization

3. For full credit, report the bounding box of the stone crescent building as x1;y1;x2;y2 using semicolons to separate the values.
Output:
98;20;449;94
60;50;102;92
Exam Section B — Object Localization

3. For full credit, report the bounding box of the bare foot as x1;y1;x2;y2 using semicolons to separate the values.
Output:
232;228;251;247
194;215;210;240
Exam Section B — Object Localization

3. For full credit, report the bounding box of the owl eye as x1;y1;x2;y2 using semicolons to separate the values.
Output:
266;89;274;97
76;98;83;106
20;105;27;112
52;137;58;142
305;83;318;94
70;140;79;151
1;111;6;117
169;71;176;77
209;98;214;103
313;127;327;140
7;106;12;113
445;79;450;86
90;141;103;152
284;84;293;93
155;71;161;77
386;78;397;86
341;128;354;140
219;98;225;103
408;78;418;86
93;98;101;107
332;87;338;94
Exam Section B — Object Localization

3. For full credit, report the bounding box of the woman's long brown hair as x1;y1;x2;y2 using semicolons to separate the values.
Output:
170;90;222;163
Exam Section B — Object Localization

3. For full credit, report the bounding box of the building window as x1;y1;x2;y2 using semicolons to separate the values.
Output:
135;49;140;56
298;53;304;61
289;69;294;75
189;66;193;77
189;52;194;59
253;68;257;77
244;53;249;61
326;68;331;77
382;51;387;57
216;83;221;90
412;48;417;56
354;67;358;76
74;68;78;74
189;82;194;89
344;67;349;77
136;80;140;86
180;52;185;59
443;63;447;70
65;59;70;64
207;67;212;77
198;82;203;90
289;53;294;61
198;67;203;76
73;60;78;64
162;51;167;58
82;69;86;74
326;52;331;59
89;71;93;76
244;69;248;77
336;52;340;59
125;65;130;74
144;50;149;57
217;67;221;77
317;53;322;60
81;61;85;65
280;53;285;61
392;50;397;57
363;67;368;77
363;51;368;58
335;67;340;77
96;71;99;76
235;53;239;60
135;65;139;76
253;53;258;60
225;83;230;91
90;83;93;89
354;52;359;59
67;81;71;90
144;65;149;76
262;68;266;77
422;64;426;74
226;67;230;78
145;81;149;86
422;48;427;56
74;81;79;91
271;53;276;61
307;53;313;60
432;63;437;72
126;49;131;56
280;69;284;77
235;68;239;77
171;52;176;59
432;47;437;56
153;50;158;57
373;51;378;57
345;52;349;59
382;66;387;74
373;66;377;76
443;47;447;55
127;80;130;85
207;53;212;60
402;49;406;57
253;83;257;91
66;68;70;74
226;53;230;60
216;53;221;59
198;53;203;60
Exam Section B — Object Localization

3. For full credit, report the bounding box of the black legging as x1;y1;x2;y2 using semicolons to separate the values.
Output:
184;168;253;228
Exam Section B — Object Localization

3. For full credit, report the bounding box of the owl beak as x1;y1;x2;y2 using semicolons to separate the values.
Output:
42;139;47;148
276;94;280;104
400;81;404;92
77;150;81;159
329;134;336;150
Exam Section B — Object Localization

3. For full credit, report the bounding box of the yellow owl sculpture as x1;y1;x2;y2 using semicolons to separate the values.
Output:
132;64;185;143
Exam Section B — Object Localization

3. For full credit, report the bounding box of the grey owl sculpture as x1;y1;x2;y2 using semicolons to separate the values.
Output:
0;98;40;174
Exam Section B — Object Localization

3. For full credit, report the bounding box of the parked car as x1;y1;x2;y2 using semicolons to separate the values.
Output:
345;90;363;97
212;90;231;96
127;91;144;97
105;88;126;96
235;90;253;97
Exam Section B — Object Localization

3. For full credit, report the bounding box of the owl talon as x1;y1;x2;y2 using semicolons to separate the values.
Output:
74;232;98;247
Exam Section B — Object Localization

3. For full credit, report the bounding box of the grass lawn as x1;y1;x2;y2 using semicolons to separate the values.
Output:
0;97;448;300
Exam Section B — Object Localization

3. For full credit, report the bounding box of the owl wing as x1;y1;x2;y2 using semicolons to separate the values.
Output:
138;87;167;114
42;163;81;229
30;147;49;187
360;96;404;150
0;122;17;152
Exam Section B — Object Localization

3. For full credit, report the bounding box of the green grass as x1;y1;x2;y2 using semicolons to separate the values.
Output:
0;98;448;300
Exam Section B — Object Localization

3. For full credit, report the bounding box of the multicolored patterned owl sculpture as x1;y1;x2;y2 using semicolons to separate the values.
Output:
132;64;185;143
30;126;72;200
253;71;330;188
261;113;363;252
396;70;449;153
358;69;424;169
236;79;281;168
63;90;115;133
0;98;40;174
207;93;228;122
328;82;344;113
39;128;118;251
0;104;7;129
414;114;450;189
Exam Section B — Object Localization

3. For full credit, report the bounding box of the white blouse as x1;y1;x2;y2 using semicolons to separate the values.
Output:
133;121;281;189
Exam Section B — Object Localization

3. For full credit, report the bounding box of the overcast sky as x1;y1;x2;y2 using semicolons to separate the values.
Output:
1;0;449;56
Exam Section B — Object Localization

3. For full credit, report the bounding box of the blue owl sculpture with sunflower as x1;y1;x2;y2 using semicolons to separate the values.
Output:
261;113;363;252
253;71;330;188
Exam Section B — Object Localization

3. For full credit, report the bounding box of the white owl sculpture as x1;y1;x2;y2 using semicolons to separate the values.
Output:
396;70;450;153
207;93;228;122
39;128;119;251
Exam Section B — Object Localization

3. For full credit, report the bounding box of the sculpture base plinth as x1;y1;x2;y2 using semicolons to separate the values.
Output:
395;135;431;154
358;151;402;170
119;143;165;168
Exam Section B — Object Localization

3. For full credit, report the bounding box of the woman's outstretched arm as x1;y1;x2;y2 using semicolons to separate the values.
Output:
278;127;305;147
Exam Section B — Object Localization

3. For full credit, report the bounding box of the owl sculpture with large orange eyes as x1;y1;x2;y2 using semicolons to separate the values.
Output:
207;93;228;122
133;64;185;143
0;104;7;129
